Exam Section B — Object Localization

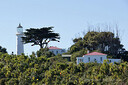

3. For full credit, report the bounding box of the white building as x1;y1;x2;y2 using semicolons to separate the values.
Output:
16;24;24;55
77;52;121;64
49;46;66;55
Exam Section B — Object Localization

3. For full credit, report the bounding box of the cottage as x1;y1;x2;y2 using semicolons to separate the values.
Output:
77;52;121;64
49;46;66;55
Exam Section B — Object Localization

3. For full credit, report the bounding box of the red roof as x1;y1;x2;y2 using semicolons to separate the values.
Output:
85;52;107;55
48;46;62;49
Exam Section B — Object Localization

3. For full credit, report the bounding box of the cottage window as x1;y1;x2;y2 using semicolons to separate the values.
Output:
79;59;83;62
94;59;96;62
56;51;58;54
109;60;111;62
88;57;90;61
100;57;102;61
61;50;65;52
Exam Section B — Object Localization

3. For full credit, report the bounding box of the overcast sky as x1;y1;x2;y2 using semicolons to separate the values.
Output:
0;0;128;55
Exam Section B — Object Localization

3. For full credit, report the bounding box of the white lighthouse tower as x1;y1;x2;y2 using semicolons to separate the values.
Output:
16;24;24;55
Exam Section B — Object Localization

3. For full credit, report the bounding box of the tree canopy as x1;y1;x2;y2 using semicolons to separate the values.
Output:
0;46;7;53
68;31;125;62
22;27;60;49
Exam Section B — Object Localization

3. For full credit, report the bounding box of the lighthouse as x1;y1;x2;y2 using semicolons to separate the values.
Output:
16;24;24;55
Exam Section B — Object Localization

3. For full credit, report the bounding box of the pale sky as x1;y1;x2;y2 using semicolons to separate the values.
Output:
0;0;128;55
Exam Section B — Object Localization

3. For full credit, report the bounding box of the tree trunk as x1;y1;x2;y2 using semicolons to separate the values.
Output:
39;40;43;49
39;43;43;49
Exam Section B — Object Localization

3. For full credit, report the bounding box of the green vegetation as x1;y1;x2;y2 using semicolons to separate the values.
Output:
0;46;7;53
0;48;128;85
68;31;128;62
70;31;123;55
22;27;60;49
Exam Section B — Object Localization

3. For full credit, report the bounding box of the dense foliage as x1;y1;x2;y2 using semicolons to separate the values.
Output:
70;31;124;55
22;27;60;48
0;46;7;53
68;31;128;62
0;50;128;85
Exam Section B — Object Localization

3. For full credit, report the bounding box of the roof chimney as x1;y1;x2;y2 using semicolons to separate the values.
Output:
87;50;90;54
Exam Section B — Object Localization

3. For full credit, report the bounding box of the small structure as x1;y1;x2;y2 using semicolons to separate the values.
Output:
62;55;71;61
77;52;121;64
49;46;66;55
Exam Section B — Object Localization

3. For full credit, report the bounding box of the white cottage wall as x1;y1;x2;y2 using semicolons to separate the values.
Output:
83;55;107;63
108;59;121;63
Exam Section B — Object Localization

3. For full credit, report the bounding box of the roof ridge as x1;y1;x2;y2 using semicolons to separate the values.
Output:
49;46;62;49
85;52;107;55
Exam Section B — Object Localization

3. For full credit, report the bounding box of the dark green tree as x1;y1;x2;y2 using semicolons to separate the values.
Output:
69;31;124;57
0;46;7;53
36;48;55;57
22;27;60;49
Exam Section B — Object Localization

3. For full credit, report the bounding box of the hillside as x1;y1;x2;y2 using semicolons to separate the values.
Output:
0;50;128;85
